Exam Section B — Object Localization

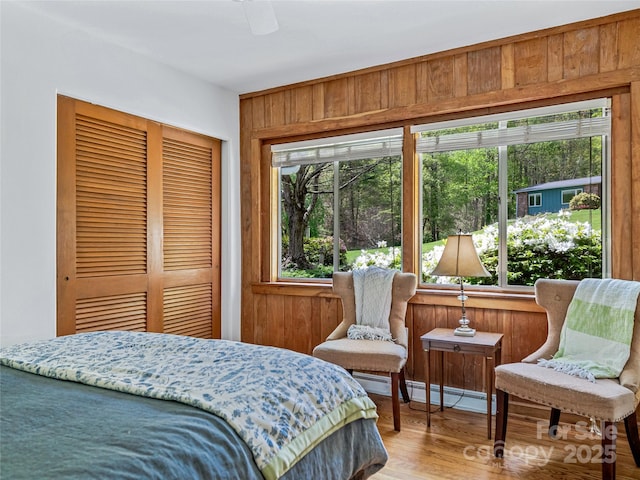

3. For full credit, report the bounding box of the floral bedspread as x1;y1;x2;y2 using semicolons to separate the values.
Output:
0;331;378;480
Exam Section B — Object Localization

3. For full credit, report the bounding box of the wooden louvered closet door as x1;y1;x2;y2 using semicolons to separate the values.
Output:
57;96;221;338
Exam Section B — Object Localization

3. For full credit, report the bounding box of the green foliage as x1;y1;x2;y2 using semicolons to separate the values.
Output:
422;147;498;242
280;265;334;279
480;242;602;285
570;192;601;210
338;157;402;248
281;235;348;277
304;236;347;266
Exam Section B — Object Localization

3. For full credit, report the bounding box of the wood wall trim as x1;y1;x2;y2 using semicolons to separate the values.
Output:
611;92;633;279
631;81;640;280
412;289;542;313
252;70;636;141
251;282;334;297
251;282;543;313
402;126;420;275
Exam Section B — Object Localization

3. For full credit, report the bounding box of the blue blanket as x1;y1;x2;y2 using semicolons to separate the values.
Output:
1;366;387;479
1;365;264;480
0;331;379;480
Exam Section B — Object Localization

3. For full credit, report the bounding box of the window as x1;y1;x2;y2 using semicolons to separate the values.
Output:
529;193;542;207
272;129;403;279
414;98;609;287
562;188;583;204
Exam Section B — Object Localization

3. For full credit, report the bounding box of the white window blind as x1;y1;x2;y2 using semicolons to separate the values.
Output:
272;128;403;167
412;99;610;154
415;117;610;154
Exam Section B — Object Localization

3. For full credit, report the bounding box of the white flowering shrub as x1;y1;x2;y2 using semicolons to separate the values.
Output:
422;244;452;284
421;210;601;286
352;246;401;270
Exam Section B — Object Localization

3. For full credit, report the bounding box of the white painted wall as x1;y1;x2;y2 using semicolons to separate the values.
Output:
0;2;242;346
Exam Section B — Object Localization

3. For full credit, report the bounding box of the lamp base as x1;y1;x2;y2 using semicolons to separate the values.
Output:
454;325;476;337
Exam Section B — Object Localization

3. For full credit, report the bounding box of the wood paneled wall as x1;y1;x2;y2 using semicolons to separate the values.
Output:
240;10;640;392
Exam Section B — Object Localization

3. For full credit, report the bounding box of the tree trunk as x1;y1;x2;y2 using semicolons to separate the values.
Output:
281;165;326;270
288;207;310;268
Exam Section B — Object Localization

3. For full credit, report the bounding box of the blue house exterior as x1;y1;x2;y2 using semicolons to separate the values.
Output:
514;176;601;217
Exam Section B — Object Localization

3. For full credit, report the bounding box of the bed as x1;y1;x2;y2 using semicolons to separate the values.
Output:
0;331;387;479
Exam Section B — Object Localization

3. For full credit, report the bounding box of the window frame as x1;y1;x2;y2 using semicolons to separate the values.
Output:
413;98;611;288
272;128;404;280
561;188;583;205
264;98;613;289
528;193;542;207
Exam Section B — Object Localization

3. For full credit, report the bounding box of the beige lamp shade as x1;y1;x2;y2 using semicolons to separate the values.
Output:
430;234;490;278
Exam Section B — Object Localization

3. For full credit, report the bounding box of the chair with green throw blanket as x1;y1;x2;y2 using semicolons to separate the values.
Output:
494;278;640;480
313;268;417;431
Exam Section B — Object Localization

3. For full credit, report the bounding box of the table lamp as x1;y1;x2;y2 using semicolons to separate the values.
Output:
430;233;490;336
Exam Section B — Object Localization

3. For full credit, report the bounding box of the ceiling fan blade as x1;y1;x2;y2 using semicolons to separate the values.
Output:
242;0;279;36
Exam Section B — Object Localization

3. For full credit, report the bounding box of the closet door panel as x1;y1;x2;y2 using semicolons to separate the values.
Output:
58;97;150;335
75;114;148;278
163;284;213;338
76;292;147;333
162;126;221;338
163;135;213;271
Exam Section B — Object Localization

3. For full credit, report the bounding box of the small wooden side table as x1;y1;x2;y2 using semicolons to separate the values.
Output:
421;328;503;439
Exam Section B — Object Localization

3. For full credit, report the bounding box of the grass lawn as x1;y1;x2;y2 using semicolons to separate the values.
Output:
569;208;601;231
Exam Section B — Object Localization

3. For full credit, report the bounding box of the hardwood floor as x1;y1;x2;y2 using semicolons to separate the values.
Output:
369;394;640;480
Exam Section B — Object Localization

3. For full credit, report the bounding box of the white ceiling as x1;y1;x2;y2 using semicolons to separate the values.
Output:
19;0;640;94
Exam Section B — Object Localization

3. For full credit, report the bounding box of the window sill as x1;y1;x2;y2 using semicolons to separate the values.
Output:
251;282;544;313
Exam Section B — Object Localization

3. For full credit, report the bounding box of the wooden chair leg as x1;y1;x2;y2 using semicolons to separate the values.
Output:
494;389;508;458
624;410;640;467
391;372;401;431
399;367;410;403
549;407;561;438
602;421;617;480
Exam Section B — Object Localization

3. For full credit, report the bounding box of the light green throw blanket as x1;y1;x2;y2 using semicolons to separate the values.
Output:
539;278;640;382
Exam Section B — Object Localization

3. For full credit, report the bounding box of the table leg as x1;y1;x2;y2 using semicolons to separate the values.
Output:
486;354;493;439
491;344;502;439
424;348;431;428
439;351;444;412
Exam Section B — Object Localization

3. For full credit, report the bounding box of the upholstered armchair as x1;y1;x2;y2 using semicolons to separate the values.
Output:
494;278;640;480
312;271;417;431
